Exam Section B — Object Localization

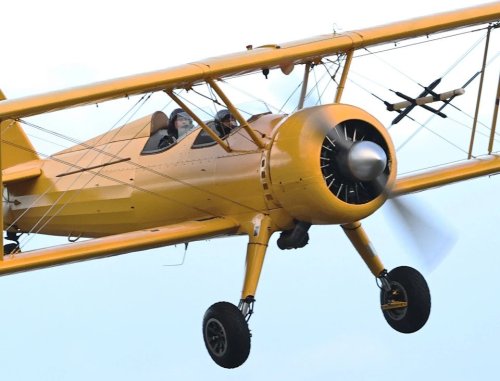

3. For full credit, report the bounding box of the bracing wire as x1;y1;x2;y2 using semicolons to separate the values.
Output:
346;24;500;154
395;53;500;152
354;24;492;60
5;23;498;248
347;76;472;155
7;93;190;246
218;79;281;114
7;93;265;248
17;97;265;215
312;65;322;105
12;94;154;239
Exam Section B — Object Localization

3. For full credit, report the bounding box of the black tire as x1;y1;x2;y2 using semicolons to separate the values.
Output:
202;301;251;369
4;243;19;255
380;266;431;333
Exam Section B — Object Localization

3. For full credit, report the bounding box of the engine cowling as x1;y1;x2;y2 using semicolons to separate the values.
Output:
268;103;397;225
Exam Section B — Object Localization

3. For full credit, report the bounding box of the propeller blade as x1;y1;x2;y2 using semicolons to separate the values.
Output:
384;195;457;272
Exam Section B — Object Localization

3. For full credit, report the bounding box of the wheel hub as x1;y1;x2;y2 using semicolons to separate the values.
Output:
205;318;228;357
381;281;408;321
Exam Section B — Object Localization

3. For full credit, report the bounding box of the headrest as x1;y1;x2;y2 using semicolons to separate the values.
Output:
150;111;169;135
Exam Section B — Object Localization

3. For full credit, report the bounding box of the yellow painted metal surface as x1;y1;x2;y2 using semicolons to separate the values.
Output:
0;218;239;276
0;119;39;169
342;221;386;277
241;214;275;298
3;104;397;254
56;113;154;155
3;113;280;238
392;155;500;197
334;50;353;103
269;104;397;224
0;3;499;276
0;3;497;120
2;162;42;184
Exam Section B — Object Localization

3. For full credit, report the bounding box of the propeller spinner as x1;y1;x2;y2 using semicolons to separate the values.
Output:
320;119;391;205
347;141;388;182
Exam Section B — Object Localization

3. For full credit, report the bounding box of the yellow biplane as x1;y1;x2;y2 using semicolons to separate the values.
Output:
0;2;499;369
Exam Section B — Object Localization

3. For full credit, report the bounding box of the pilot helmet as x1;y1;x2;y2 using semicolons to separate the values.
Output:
215;109;237;127
170;108;193;125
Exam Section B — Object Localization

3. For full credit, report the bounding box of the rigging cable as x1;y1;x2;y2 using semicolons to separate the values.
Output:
19;108;265;216
396;51;500;152
7;98;267;248
9;93;210;247
347;25;500;153
347;77;470;155
13;93;153;224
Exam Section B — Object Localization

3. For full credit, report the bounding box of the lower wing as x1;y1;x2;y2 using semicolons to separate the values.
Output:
0;217;239;276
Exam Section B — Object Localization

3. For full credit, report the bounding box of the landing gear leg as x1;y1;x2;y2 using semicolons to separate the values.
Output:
342;221;386;278
239;215;273;318
202;215;273;368
342;221;431;333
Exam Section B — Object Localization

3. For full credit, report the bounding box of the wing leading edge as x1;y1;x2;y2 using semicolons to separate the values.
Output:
0;3;498;120
392;155;500;197
0;218;239;276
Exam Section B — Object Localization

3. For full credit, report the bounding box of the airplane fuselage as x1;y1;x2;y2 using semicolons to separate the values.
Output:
3;103;396;239
4;113;288;237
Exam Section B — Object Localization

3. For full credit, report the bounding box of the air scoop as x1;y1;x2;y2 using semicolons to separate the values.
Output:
347;141;388;182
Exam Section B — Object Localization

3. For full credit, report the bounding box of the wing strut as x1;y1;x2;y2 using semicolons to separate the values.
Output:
0;130;3;261
488;73;500;154
334;50;354;103
165;89;233;153
468;25;493;159
207;79;266;149
298;62;312;110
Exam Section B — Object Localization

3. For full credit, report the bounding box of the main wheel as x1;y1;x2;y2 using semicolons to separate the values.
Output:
380;266;431;333
202;301;251;369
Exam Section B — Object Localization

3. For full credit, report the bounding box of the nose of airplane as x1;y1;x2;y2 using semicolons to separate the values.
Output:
347;141;387;182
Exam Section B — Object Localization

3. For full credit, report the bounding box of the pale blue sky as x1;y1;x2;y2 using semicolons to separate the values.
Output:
1;1;499;380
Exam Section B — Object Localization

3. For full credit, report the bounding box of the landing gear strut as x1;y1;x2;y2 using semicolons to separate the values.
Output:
202;215;273;368
342;221;431;333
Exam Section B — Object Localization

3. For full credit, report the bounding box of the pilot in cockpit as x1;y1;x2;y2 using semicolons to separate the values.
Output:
157;108;194;149
167;108;194;139
214;109;238;137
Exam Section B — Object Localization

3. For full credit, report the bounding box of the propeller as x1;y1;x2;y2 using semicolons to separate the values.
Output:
317;114;391;204
370;153;456;272
313;110;456;271
384;194;457;273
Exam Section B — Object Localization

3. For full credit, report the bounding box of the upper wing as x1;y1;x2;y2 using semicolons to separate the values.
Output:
0;2;498;119
0;217;239;276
